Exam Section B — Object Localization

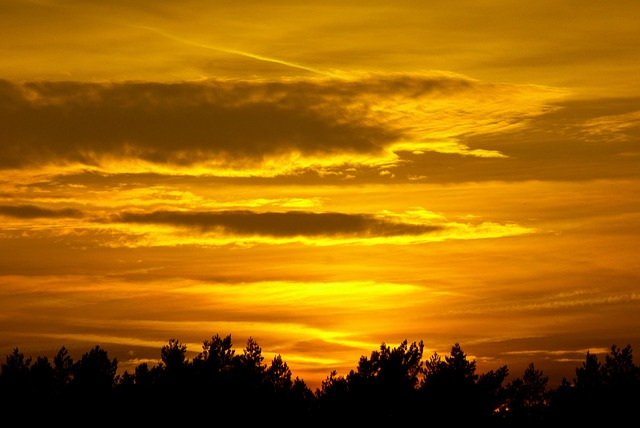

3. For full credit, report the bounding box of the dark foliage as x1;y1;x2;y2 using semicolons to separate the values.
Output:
1;336;638;425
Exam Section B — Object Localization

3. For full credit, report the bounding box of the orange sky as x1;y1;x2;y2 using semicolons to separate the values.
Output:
1;0;639;389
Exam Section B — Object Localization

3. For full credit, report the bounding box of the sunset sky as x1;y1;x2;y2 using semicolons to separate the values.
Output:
1;0;639;389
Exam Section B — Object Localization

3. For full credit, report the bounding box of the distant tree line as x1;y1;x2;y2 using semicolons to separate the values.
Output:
1;335;638;425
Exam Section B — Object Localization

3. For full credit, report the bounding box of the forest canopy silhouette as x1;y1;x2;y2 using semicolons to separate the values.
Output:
1;334;638;425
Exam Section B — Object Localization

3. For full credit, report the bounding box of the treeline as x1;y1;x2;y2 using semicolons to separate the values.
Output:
1;335;639;425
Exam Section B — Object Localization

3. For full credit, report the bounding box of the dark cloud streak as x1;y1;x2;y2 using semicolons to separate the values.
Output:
0;74;516;169
0;204;83;219
0;78;408;168
115;210;442;237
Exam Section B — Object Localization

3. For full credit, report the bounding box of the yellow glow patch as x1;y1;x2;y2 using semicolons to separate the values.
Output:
41;333;186;353
178;280;421;307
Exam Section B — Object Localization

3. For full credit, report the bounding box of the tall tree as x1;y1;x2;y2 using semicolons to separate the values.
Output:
347;339;424;419
575;350;603;390
0;348;32;401
71;345;117;395
193;333;235;377
53;346;73;393
499;362;549;424
265;354;293;394
29;356;56;400
420;343;482;423
160;338;189;373
231;336;266;403
600;344;639;421
602;344;638;388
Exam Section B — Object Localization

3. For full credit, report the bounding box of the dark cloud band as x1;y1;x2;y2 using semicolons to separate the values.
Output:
0;204;83;219
0;77;411;169
115;210;442;237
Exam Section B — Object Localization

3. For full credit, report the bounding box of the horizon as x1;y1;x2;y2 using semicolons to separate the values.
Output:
2;333;630;392
1;0;639;393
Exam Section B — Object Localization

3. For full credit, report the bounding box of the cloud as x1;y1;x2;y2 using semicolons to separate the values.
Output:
0;78;393;169
389;96;640;183
579;110;640;142
0;204;83;219
114;209;442;237
0;74;563;174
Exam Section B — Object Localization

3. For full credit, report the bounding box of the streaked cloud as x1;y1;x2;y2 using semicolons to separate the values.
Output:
0;204;83;219
114;209;442;237
0;74;564;178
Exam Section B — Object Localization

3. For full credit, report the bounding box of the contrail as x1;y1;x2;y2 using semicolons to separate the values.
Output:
131;24;337;77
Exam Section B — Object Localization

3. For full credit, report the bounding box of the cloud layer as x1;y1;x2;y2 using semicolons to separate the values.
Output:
0;75;563;175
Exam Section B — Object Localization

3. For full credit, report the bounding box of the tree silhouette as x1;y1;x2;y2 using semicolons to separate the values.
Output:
190;333;236;405
53;346;73;393
575;350;603;390
70;345;117;396
345;339;424;421
549;343;640;424
603;344;639;387
420;342;486;422
193;333;235;377
160;338;188;374
288;376;316;417
238;336;265;373
227;336;266;411
1;336;639;424
498;362;549;425
475;365;509;421
315;370;349;419
265;354;293;394
599;344;639;421
29;355;56;401
0;348;32;403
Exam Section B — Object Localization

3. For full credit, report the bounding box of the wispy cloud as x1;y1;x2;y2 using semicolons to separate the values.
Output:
130;24;338;77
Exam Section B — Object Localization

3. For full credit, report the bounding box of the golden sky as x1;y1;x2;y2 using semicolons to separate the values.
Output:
1;0;639;388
